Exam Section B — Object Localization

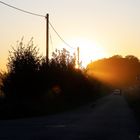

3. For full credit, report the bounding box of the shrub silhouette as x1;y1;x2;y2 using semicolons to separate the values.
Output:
43;49;98;106
1;39;106;118
2;38;42;103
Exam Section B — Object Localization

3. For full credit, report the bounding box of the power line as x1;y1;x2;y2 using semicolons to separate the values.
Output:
49;22;75;50
50;33;54;52
0;0;75;50
0;1;45;17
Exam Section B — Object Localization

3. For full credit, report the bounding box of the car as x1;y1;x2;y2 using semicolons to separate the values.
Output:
113;89;121;95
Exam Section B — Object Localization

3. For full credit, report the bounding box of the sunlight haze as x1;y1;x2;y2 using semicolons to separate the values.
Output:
0;0;140;69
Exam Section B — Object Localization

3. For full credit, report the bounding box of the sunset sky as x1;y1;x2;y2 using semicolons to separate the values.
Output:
0;0;140;69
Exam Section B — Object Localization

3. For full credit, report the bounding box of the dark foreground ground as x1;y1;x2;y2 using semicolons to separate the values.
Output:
0;94;139;140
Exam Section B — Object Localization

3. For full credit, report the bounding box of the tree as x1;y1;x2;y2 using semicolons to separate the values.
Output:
1;38;42;101
7;38;40;73
125;55;139;63
86;55;140;88
50;48;76;70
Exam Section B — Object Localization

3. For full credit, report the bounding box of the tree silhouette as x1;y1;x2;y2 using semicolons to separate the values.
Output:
87;55;140;88
0;39;105;118
2;38;42;102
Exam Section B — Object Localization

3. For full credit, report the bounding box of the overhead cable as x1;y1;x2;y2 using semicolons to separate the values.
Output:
49;22;75;50
0;1;45;17
50;33;54;52
0;1;75;50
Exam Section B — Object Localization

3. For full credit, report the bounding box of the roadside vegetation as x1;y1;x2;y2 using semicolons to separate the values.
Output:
2;39;140;121
124;87;140;124
86;55;140;88
86;55;140;124
0;38;110;119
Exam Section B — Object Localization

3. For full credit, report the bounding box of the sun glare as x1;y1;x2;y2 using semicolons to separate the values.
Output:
55;38;107;68
69;38;107;67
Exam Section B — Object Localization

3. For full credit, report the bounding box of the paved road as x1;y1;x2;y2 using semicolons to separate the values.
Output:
0;94;139;140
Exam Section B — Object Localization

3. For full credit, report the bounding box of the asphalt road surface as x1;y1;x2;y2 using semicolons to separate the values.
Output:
0;94;139;140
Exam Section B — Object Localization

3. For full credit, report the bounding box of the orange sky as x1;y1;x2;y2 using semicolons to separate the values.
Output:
0;0;140;70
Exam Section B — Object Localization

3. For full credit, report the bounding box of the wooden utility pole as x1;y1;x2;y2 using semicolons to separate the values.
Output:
46;13;49;64
77;47;80;68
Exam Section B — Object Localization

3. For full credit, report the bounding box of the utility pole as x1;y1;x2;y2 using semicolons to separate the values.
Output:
77;47;80;68
45;13;49;64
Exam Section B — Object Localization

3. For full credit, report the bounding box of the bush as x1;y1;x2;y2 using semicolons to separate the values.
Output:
1;38;43;102
0;39;107;118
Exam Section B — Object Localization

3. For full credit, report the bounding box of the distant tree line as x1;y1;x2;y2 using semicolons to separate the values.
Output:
86;55;140;88
0;39;108;119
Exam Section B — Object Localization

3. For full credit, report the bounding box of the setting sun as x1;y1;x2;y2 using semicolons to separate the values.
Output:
67;38;108;67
